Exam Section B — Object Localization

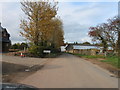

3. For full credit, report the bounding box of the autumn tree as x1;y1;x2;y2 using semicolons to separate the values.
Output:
20;0;64;56
48;18;64;48
106;17;119;52
20;0;58;45
89;16;119;54
89;25;108;53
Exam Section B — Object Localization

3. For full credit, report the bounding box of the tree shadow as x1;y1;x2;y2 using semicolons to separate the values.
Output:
42;64;63;70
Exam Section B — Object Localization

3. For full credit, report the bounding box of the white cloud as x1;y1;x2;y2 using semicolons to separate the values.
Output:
2;2;25;44
81;36;91;42
58;2;117;43
0;0;119;2
1;2;118;44
0;3;2;22
58;0;119;2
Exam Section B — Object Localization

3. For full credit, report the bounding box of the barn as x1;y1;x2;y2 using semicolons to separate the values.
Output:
66;44;102;55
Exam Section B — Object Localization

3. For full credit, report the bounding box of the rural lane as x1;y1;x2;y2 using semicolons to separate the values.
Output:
19;54;118;88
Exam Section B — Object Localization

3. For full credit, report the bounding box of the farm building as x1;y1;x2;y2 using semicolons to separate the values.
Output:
66;44;102;55
60;46;66;52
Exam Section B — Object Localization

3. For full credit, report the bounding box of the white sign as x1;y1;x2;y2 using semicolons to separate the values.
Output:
43;50;51;53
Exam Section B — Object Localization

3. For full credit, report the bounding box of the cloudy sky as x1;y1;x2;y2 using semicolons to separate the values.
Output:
0;0;119;44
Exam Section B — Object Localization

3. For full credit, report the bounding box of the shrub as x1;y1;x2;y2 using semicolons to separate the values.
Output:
28;44;46;57
28;43;60;57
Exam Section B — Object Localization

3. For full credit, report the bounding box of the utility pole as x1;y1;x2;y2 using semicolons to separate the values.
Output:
118;1;120;58
118;2;120;86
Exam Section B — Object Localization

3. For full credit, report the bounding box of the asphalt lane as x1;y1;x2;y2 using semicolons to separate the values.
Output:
20;53;118;88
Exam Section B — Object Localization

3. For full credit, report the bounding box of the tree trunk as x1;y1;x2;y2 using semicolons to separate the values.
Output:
100;37;108;53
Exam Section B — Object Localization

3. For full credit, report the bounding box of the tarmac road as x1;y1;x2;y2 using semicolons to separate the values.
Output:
20;53;118;88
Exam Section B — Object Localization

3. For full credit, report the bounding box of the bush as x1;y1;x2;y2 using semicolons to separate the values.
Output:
28;43;60;58
28;44;46;57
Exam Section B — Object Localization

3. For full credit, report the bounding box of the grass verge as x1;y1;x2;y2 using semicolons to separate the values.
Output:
101;56;119;68
72;53;105;59
70;53;119;69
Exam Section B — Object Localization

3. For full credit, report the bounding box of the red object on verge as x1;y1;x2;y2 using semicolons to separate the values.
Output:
20;53;25;57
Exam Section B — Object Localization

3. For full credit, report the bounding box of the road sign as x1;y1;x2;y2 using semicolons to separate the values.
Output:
43;50;51;54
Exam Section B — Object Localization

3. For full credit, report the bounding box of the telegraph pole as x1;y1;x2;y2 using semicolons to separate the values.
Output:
118;1;120;59
118;2;120;89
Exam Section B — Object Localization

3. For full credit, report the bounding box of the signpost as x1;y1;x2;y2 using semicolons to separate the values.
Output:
43;50;51;54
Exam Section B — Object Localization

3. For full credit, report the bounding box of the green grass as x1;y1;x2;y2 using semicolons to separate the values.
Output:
72;53;105;59
69;53;120;69
101;56;119;68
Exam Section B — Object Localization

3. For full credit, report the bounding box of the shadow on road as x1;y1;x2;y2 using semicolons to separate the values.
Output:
42;64;63;70
2;62;44;83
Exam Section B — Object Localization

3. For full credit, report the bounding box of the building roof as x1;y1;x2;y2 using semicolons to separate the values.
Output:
73;45;101;50
0;23;9;33
66;44;113;51
66;44;102;51
0;22;11;43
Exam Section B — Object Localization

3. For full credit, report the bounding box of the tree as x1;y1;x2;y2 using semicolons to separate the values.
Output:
19;42;28;50
89;25;108;53
11;43;19;49
20;0;58;45
106;17;119;52
82;42;91;45
111;16;120;56
49;18;64;48
20;1;64;57
11;43;28;50
89;16;119;53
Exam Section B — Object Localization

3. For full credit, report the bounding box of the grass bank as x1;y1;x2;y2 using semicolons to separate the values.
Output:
71;53;119;69
101;56;119;68
72;53;105;59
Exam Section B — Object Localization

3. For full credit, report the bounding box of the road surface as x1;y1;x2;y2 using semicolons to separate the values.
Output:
19;54;118;88
2;55;48;67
